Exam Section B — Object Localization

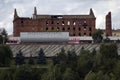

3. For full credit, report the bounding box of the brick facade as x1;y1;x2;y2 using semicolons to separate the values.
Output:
105;12;112;36
13;7;96;37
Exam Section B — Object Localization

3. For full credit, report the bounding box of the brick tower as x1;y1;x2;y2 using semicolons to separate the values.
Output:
106;12;112;36
13;7;96;37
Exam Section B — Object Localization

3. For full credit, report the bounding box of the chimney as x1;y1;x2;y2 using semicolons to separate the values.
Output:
105;12;112;36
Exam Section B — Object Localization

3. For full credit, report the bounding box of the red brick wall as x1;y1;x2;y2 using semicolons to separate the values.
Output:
106;12;112;36
13;17;96;37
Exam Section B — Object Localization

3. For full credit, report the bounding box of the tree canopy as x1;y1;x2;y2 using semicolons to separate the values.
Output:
92;29;103;43
0;28;8;44
0;43;120;80
0;45;13;67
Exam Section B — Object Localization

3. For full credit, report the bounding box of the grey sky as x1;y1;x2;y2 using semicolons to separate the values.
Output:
0;0;120;35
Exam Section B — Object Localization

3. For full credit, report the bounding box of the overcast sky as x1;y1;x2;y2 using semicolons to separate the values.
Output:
0;0;120;35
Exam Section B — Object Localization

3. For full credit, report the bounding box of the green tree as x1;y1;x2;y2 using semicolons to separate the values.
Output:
84;71;96;80
66;49;78;70
37;48;46;64
100;43;118;72
113;60;120;79
14;65;33;80
100;43;118;59
0;69;13;80
91;48;96;56
0;45;13;66
52;48;67;65
63;68;78;80
32;68;47;80
41;64;54;80
28;54;34;65
77;49;93;77
95;70;104;80
54;64;63;80
92;52;102;72
0;28;8;44
92;29;103;43
15;50;25;65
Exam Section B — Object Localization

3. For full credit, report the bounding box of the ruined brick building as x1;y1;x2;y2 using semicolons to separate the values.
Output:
105;12;112;36
13;7;96;37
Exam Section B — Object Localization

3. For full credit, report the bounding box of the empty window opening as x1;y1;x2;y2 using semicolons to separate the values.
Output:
21;21;23;23
46;27;48;31
89;27;92;31
79;33;81;36
73;21;76;25
73;34;75;36
62;21;64;25
84;33;86;36
73;27;75;30
67;21;70;25
83;23;87;27
84;20;86;23
68;27;70;30
52;27;54;30
78;21;81;25
51;21;54;24
46;21;48;25
84;26;86;30
89;33;91;36
62;27;65;31
57;27;59;31
79;27;81;31
57;21;59;24
57;27;59;29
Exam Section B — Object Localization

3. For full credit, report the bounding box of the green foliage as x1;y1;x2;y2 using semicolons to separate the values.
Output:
52;48;67;65
77;49;94;77
91;48;96;56
63;68;77;80
15;50;25;65
93;52;102;71
14;65;33;80
0;69;13;80
0;28;8;44
41;64;54;80
54;64;63;80
28;54;34;65
99;43;118;72
100;43;118;59
84;71;96;80
32;68;47;80
0;45;13;67
85;70;112;80
66;49;78;70
37;48;46;64
92;29;103;43
113;60;120;79
0;43;120;80
103;37;111;43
